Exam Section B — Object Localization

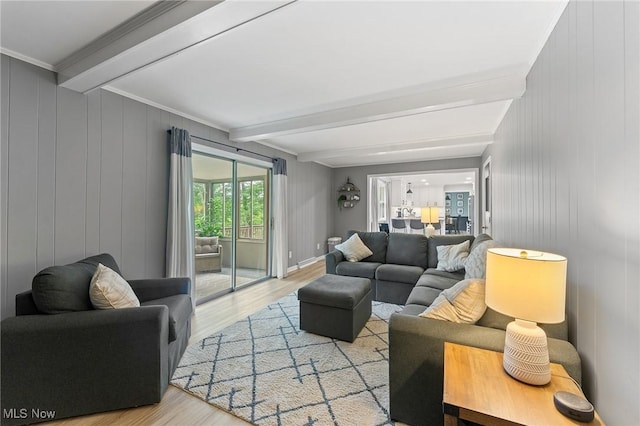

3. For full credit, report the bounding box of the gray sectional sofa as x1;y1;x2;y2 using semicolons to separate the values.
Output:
325;230;477;305
326;231;582;426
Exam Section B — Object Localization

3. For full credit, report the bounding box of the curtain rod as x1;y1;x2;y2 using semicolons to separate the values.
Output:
167;129;275;162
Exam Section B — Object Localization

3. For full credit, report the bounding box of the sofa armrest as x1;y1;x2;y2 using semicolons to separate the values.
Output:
1;306;170;424
128;277;190;302
388;313;581;426
325;250;344;274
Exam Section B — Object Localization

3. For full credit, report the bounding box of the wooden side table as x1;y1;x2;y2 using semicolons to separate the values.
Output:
443;342;604;426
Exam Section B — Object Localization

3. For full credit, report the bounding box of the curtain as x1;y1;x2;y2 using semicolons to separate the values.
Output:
166;127;195;308
271;158;288;279
369;178;379;232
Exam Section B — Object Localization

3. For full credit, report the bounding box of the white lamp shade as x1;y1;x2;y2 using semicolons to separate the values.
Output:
421;207;439;224
485;248;567;324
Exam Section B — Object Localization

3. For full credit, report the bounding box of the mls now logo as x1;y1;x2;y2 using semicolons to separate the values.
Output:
3;408;56;420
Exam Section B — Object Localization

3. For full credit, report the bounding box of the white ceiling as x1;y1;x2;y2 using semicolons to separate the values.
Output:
0;0;568;168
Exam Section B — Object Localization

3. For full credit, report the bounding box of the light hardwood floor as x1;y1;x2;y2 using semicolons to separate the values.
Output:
46;261;325;426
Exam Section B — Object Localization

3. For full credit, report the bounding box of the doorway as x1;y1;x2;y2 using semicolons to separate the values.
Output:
367;170;478;235
192;152;271;304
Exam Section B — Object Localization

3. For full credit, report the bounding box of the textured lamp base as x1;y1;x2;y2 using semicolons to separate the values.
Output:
503;319;551;385
425;224;435;237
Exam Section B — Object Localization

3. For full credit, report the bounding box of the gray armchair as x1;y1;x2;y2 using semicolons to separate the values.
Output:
1;253;192;425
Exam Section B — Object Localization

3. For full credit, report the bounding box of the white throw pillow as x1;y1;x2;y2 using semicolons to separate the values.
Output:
335;233;373;262
436;240;470;272
419;279;487;324
464;240;498;279
89;263;140;310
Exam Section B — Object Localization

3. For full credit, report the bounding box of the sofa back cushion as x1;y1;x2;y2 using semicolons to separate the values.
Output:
32;253;121;314
386;233;429;268
345;231;387;263
195;236;219;254
427;235;475;269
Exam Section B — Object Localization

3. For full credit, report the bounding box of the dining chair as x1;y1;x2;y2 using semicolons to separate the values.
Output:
391;218;407;233
409;219;424;234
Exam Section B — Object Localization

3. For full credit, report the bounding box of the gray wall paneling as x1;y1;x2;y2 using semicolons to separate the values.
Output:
1;54;9;317
55;87;88;265
6;60;40;319
1;54;334;317
483;1;640;423
99;90;124;263
331;157;482;239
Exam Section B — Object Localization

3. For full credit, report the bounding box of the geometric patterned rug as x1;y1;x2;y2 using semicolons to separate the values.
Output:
171;293;402;425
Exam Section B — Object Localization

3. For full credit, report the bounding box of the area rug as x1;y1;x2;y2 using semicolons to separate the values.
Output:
171;293;402;425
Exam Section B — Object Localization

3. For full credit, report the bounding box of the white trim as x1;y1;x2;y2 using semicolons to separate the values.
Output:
103;85;229;131
192;142;273;169
0;48;56;72
287;255;324;274
298;133;493;162
331;153;486;169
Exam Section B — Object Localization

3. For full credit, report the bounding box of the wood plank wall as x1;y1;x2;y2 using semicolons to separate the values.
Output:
483;1;639;424
0;55;334;318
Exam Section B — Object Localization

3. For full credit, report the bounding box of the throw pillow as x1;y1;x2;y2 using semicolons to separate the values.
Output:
335;233;374;262
419;278;487;324
89;263;140;310
436;240;470;272
464;239;499;279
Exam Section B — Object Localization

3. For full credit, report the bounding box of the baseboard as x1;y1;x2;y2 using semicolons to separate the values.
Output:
287;255;325;274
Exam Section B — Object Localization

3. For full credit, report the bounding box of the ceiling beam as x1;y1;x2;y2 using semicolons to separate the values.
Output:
57;0;296;93
229;75;525;142
296;134;494;162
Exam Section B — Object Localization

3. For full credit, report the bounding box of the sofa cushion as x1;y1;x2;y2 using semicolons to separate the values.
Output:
464;239;498;279
386;233;428;268
141;294;192;343
416;269;463;291
419;278;487;324
427;235;475;268
335;233;374;262
346;231;388;263
336;261;381;279
399;304;430;316
405;286;442;307
195;236;219;254
436;240;470;272
376;264;424;284
89;263;140;310
32;253;121;314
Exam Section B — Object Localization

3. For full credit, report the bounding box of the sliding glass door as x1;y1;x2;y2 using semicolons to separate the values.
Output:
192;153;271;304
235;163;269;290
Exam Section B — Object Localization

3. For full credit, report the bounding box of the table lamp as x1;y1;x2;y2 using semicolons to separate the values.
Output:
485;248;567;385
421;206;439;237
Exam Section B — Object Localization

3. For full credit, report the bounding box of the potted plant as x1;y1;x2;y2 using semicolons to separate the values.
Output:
337;194;347;209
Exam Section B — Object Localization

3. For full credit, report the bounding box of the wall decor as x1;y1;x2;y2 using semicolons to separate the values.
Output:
457;193;464;200
457;200;463;207
457;208;464;214
446;200;451;207
337;177;360;209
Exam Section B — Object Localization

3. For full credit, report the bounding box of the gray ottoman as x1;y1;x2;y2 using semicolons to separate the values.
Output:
298;275;372;342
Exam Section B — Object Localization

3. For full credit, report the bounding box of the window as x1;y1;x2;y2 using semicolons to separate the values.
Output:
194;177;266;240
